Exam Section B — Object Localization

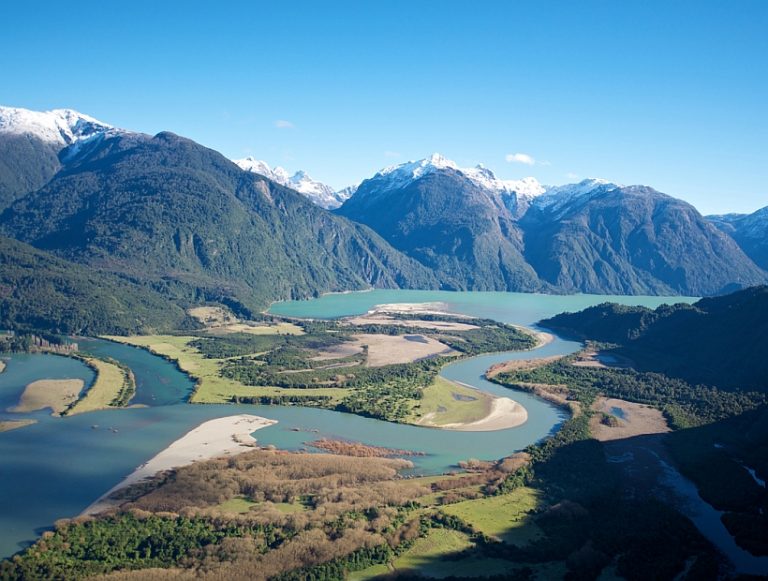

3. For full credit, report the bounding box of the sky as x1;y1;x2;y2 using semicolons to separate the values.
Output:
1;0;766;214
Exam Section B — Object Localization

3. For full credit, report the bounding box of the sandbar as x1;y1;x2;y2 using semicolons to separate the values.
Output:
433;396;528;432
9;379;84;415
368;302;455;316
0;419;37;433
82;414;278;515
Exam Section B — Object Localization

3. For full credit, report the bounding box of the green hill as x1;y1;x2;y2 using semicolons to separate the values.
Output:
540;286;768;392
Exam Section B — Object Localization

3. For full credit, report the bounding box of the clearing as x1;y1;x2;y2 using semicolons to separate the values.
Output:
590;396;670;441
442;486;543;545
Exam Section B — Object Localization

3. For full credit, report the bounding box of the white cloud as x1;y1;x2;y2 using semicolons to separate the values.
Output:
566;172;580;180
505;152;536;166
384;150;401;158
274;119;295;129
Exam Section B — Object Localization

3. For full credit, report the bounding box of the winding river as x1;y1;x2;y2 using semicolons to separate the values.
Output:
0;291;690;558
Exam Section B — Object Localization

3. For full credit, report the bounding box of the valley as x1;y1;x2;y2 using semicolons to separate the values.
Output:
3;290;766;579
3;2;767;577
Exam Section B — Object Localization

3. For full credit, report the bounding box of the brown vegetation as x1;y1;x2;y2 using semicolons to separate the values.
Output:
123;449;427;517
485;355;562;379
307;438;426;458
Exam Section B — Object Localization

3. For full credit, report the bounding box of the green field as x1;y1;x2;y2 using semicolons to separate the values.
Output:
352;529;514;580
104;334;348;405
65;357;131;415
215;497;256;514
413;375;492;426
442;486;543;545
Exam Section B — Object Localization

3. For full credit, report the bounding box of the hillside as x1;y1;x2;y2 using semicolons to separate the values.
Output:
0;235;192;334
708;207;768;271
540;286;768;392
0;106;117;211
0;131;437;314
519;183;767;296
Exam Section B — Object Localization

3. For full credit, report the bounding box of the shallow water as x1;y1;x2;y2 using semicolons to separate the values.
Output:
0;290;691;558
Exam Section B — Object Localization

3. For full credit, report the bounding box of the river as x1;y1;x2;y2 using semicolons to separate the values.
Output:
0;291;691;558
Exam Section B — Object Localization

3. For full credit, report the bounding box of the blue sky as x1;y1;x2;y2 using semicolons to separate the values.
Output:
1;0;766;214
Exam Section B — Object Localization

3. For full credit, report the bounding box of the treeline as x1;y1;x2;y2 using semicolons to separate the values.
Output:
0;332;75;353
493;358;766;428
541;285;768;392
225;358;442;422
232;394;333;407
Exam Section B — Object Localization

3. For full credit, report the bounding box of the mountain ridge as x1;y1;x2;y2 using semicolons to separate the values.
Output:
339;155;767;296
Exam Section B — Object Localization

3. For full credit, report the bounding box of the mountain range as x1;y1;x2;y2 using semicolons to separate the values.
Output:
0;105;766;332
338;155;767;296
0;106;436;323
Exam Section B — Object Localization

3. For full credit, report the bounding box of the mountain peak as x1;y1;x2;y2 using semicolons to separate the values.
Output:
0;105;116;147
374;154;545;198
233;157;352;209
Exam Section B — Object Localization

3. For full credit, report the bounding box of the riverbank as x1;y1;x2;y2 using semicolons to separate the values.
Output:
81;414;277;516
437;395;528;431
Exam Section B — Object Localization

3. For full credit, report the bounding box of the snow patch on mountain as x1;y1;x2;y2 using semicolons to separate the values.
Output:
376;153;546;198
234;157;352;209
0;105;116;147
531;178;620;217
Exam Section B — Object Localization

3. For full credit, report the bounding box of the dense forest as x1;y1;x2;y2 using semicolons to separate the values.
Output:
540;286;768;392
0;236;193;334
491;357;766;429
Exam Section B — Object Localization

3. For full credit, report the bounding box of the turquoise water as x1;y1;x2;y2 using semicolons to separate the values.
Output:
0;354;95;415
0;291;691;558
269;289;694;324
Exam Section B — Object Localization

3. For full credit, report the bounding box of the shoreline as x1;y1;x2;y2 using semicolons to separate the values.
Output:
81;414;277;516
436;395;528;431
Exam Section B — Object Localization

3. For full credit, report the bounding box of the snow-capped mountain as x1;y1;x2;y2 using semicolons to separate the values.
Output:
0;105;130;209
0;105;116;147
374;153;546;199
531;178;620;218
234;157;352;209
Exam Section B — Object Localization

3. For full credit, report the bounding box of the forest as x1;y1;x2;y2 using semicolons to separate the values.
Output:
540;286;768;392
491;357;767;429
